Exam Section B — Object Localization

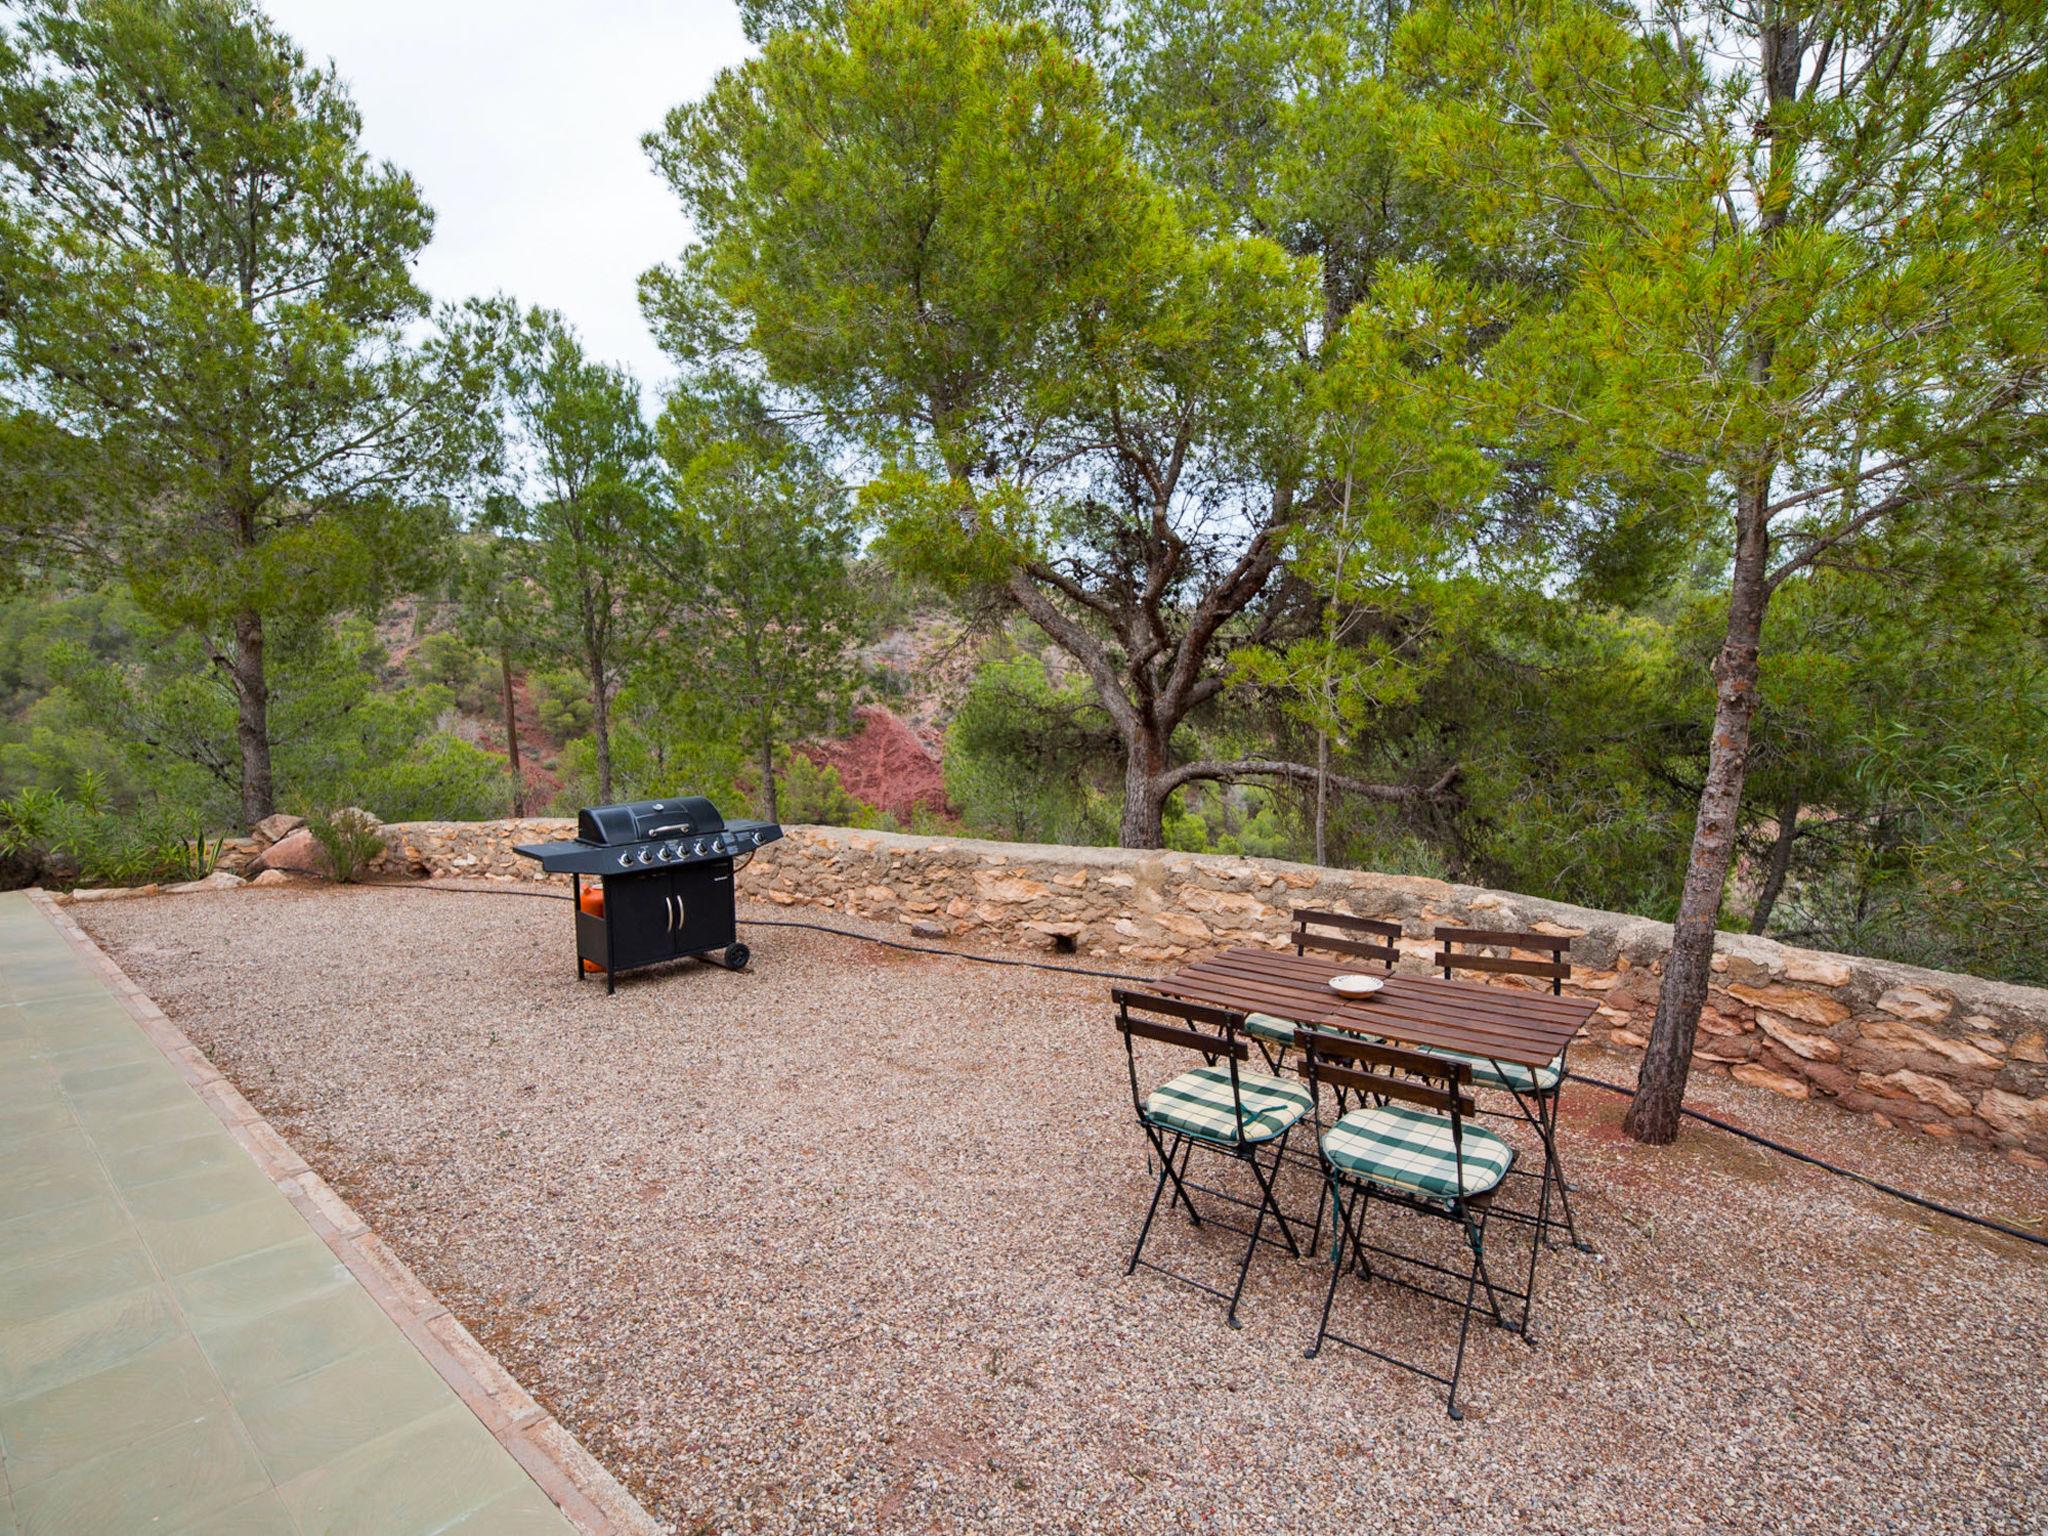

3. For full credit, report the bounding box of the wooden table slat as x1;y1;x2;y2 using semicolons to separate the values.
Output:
1192;946;1595;1015
1179;967;1582;1048
1150;947;1598;1068
1191;950;1590;1027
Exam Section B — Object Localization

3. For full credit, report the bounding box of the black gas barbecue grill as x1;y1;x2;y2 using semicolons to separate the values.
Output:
513;795;782;993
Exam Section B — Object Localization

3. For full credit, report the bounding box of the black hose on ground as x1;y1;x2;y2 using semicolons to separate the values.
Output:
740;915;1153;982
391;881;2048;1250
381;884;1154;981
1564;1072;2048;1250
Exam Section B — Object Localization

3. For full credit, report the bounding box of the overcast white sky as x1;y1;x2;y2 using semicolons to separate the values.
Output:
262;1;752;395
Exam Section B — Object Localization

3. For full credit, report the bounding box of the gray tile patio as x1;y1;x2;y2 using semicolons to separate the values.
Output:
0;891;575;1536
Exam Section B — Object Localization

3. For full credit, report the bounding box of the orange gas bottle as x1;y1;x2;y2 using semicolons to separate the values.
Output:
579;882;605;973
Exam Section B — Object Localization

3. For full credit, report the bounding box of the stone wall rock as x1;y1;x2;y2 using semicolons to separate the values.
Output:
250;812;306;848
249;828;324;875
376;818;2048;1159
373;818;577;882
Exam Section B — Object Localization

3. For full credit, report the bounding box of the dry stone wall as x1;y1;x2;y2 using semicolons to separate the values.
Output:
378;818;2048;1160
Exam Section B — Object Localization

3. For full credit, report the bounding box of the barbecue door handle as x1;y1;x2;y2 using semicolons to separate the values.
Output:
666;893;678;935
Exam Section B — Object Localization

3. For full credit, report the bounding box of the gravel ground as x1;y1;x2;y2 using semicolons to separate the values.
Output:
79;884;2048;1536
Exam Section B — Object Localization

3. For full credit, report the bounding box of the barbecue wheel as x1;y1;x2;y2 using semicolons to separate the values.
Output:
724;943;750;971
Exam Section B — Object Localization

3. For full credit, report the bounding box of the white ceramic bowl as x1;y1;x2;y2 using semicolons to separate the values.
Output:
1328;974;1385;999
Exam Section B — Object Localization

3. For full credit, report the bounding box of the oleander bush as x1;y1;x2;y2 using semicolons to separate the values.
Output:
0;772;225;888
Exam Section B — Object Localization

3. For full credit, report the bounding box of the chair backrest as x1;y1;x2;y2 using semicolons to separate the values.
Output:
1113;989;1251;1142
1433;925;1571;995
1293;1028;1476;1118
1295;1027;1477;1194
1290;909;1401;971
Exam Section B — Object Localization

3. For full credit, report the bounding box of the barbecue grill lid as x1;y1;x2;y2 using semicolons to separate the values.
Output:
577;795;725;846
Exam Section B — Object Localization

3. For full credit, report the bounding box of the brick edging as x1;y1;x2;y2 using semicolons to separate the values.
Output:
27;889;665;1536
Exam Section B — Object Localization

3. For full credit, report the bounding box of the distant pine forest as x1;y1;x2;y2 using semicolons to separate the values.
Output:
3;0;2045;1004
5;571;2043;988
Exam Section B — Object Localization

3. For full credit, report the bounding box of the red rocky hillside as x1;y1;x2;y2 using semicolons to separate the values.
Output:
799;705;952;823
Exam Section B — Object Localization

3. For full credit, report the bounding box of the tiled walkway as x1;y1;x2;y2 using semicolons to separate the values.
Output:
0;892;576;1535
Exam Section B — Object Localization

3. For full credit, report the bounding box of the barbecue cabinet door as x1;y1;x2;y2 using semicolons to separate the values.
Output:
606;873;680;971
672;859;737;955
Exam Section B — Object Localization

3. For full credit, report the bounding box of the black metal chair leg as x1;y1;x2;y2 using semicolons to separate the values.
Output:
1127;1154;1173;1276
1146;1128;1203;1229
1519;1163;1546;1342
1310;1163;1327;1261
1348;1183;1374;1276
1500;1080;1586;1254
1536;1089;1591;1251
1318;1172;1377;1281
1446;1224;1484;1421
1168;1136;1201;1223
1305;1180;1350;1360
1224;1161;1274;1331
1469;1210;1509;1331
1244;1131;1303;1260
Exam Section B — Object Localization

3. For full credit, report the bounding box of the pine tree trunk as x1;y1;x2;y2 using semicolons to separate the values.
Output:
758;728;780;824
230;609;274;829
1314;728;1330;866
1625;504;1772;1144
590;654;613;804
1119;724;1170;850
501;648;524;817
1627;11;1797;1144
1748;788;1800;935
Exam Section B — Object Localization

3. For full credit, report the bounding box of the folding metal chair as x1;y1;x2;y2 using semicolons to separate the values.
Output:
1115;988;1309;1328
1415;926;1588;1264
1243;910;1401;1073
1296;1027;1522;1419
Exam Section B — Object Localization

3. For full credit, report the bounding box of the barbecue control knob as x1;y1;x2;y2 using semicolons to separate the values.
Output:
617;851;632;868
637;848;653;864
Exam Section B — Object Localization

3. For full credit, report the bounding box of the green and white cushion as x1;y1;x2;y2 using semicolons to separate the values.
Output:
1144;1067;1311;1146
1243;1012;1301;1046
1411;1045;1565;1094
1322;1103;1515;1203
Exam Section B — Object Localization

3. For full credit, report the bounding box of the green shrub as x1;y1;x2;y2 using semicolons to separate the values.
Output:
136;810;227;883
0;771;227;887
410;633;497;714
943;653;1115;844
282;670;512;823
774;750;886;828
348;731;511;823
305;806;385;883
905;799;959;836
529;668;593;739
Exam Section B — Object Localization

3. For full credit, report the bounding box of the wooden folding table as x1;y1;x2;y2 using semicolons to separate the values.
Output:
1151;945;1597;1069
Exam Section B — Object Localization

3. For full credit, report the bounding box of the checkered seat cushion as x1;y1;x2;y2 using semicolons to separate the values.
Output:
1243;1012;1300;1046
1411;1044;1565;1094
1144;1067;1311;1146
1322;1103;1515;1203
